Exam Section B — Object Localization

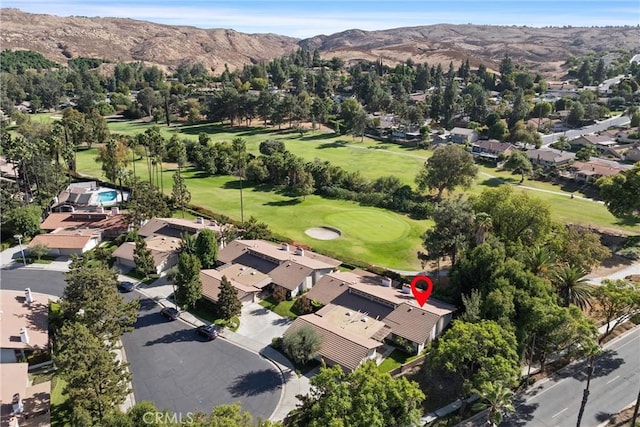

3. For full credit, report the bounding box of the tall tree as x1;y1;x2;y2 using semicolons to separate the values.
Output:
415;145;478;200
171;171;191;218
231;137;248;223
472;381;515;427
133;238;156;278
61;263;138;342
55;322;132;422
593;279;640;342
552;266;593;310
421;196;475;265
427;320;520;395
195;229;219;269
289;362;424;427
173;252;202;309
125;181;170;227
597;164;640;219
472;186;552;247
503;150;533;183
217;276;241;320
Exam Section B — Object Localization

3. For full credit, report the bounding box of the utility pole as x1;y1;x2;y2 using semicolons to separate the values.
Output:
576;355;595;427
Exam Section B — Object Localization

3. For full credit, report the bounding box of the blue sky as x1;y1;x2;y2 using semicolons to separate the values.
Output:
3;0;639;38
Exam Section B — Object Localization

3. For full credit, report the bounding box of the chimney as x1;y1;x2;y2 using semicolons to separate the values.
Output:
401;284;412;295
281;243;289;252
111;206;119;215
96;206;104;214
196;217;204;224
380;277;392;287
295;247;304;256
19;327;29;344
24;288;33;305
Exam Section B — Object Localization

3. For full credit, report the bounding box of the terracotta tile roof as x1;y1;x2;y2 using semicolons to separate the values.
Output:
305;272;354;304
383;303;439;344
199;269;251;303
571;160;628;177
0;363;28;403
40;212;128;234
218;240;341;270
112;236;180;267
268;261;314;291
0;291;49;351
138;218;223;238
28;233;96;250
284;313;382;372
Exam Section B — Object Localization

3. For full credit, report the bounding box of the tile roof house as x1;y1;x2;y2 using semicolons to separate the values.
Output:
283;304;386;372
112;217;223;275
0;290;51;427
565;159;631;183
34;210;129;256
471;140;515;161
40;211;129;238
112;236;182;275
526;148;576;168
450;127;479;145
571;134;617;149
0;364;50;427
218;240;341;298
200;264;271;304
295;269;456;367
27;231;100;257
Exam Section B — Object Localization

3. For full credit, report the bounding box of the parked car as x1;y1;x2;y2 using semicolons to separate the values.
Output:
195;324;218;340
160;307;180;321
117;281;136;293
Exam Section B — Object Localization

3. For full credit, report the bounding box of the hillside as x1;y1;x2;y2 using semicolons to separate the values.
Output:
1;8;639;76
0;8;299;72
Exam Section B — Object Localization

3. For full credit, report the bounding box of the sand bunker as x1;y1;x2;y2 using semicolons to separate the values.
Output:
305;226;341;240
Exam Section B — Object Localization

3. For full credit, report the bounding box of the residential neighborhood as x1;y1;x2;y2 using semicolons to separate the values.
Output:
1;4;640;426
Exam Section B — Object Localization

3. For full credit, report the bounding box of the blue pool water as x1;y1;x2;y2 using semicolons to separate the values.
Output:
98;190;118;202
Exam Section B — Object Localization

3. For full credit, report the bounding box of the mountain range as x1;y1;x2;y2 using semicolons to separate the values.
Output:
2;8;639;77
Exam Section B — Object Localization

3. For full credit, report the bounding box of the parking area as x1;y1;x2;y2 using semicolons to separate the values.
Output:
235;302;291;349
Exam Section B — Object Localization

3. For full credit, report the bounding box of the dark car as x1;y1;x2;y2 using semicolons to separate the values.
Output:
195;324;218;340
160;307;180;321
117;281;136;293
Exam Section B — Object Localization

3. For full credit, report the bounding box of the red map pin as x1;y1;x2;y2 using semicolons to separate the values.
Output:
410;275;433;307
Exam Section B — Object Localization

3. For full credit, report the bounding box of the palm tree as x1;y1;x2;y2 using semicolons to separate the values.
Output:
552;266;593;310
231;137;248;223
474;212;492;245
523;246;556;278
472;381;515;426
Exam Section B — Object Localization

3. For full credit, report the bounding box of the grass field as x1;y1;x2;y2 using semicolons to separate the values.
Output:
70;119;639;269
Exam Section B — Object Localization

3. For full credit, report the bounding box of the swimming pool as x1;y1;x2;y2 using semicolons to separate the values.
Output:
98;190;118;203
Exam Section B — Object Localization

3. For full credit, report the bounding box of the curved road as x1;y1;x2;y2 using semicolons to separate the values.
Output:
0;268;281;420
541;115;631;147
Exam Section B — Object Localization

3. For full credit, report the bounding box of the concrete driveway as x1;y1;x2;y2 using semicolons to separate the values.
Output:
235;302;291;348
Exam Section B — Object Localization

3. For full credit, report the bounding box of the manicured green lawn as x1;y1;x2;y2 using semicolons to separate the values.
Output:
378;349;423;373
259;297;299;319
72;121;638;270
51;376;71;427
75;148;431;270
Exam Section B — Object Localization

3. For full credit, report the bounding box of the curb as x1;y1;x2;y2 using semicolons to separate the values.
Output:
116;338;136;412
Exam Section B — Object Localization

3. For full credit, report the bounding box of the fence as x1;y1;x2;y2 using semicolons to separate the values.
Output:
388;354;427;377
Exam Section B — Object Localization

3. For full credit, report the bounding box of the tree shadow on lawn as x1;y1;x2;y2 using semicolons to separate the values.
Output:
227;369;282;397
263;198;302;207
317;141;348;149
478;177;506;188
299;133;336;142
614;215;640;227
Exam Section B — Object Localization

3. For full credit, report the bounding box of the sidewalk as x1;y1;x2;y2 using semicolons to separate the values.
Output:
133;276;311;422
0;244;71;272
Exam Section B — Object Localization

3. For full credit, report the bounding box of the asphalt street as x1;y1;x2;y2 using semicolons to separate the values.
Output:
0;268;68;297
506;327;640;427
1;268;282;420
121;294;281;420
540;115;631;147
